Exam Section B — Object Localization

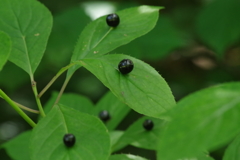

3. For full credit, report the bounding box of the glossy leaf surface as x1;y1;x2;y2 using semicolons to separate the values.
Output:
94;91;130;130
2;130;31;160
67;5;163;77
31;104;110;160
0;32;11;71
112;116;165;152
78;54;176;118
157;82;240;159
0;0;52;75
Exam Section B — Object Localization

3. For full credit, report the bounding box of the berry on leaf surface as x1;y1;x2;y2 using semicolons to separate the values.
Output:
143;119;154;131
118;59;134;74
106;13;120;27
63;133;76;147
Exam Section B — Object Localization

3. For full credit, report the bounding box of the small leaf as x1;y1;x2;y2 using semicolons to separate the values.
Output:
112;116;165;152
30;104;110;160
0;0;52;75
0;31;11;71
223;134;240;160
157;82;240;160
94;91;131;130
109;154;148;160
67;5;163;77
196;0;240;57
78;54;176;118
43;92;94;115
2;130;31;160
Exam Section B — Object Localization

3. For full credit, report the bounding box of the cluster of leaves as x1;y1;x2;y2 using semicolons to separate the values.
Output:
0;0;240;160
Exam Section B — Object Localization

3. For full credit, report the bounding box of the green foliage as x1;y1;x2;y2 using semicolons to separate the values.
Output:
30;104;110;160
94;91;130;130
43;92;94;115
157;82;240;159
1;131;31;160
67;5;163;77
196;0;240;57
109;154;148;160
0;0;240;159
113;15;186;59
0;31;11;71
112;116;165;152
78;54;176;118
223;134;240;160
0;0;52;76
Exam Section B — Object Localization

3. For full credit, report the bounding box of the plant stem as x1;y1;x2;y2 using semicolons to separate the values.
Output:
31;80;46;117
53;75;72;106
38;63;75;98
0;89;36;127
0;95;39;114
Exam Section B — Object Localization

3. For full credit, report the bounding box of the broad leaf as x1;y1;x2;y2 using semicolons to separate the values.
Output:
78;54;176;118
30;104;110;160
67;5;163;77
157;82;240;160
223;134;240;160
0;31;11;71
94;91;130;130
196;0;240;57
2;130;31;160
112;116;165;152
0;0;52;75
109;154;148;160
43;92;94;115
113;15;186;60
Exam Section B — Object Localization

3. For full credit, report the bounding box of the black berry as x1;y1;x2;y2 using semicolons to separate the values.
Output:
118;59;134;74
106;13;120;27
63;134;76;147
143;119;154;131
99;110;111;122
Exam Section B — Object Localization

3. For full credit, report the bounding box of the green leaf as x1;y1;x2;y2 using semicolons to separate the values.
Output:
0;0;52;76
30;104;110;160
78;54;176;118
0;31;11;71
67;5;163;77
109;154;148;160
112;116;165;152
157;82;240;160
45;6;91;68
43;92;94;115
113;15;186;60
94;91;131;130
223;134;240;160
196;0;240;57
2;130;31;160
109;130;124;150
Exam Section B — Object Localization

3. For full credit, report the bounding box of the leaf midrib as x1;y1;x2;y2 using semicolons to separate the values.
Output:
11;2;33;77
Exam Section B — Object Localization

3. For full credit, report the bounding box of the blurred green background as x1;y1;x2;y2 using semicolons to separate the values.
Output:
0;0;240;159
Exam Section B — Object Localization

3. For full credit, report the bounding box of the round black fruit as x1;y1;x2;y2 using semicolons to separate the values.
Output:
118;59;134;74
106;13;120;27
63;133;76;147
143;119;154;131
99;110;111;122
